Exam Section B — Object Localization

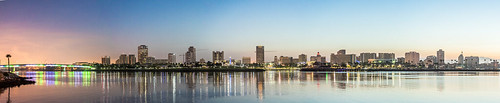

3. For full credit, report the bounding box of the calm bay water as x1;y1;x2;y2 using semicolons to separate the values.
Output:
1;71;500;103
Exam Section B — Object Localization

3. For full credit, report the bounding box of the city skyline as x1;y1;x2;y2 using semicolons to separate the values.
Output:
2;0;500;64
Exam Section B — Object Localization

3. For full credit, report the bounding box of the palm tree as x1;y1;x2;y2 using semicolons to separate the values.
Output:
6;54;11;72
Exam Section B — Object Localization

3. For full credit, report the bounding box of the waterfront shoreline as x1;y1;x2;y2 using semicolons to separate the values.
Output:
28;68;267;72
300;68;500;71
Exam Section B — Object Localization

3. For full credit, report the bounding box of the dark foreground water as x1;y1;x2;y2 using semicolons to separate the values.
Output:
1;71;500;103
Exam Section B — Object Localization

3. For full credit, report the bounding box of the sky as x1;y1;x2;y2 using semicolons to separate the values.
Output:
1;0;500;64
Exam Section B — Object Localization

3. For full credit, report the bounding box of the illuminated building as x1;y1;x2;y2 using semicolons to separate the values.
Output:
128;54;136;64
138;45;148;64
185;46;196;63
168;53;176;63
118;54;129;64
146;57;155;64
212;51;224;63
154;59;168;64
256;46;264;64
405;51;420;65
101;56;111;65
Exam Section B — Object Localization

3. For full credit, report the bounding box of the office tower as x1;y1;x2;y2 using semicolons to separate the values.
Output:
242;57;251;64
168;53;176;63
128;54;136;65
138;45;148;64
119;54;129;64
101;56;111;65
185;46;196;63
437;49;445;65
311;52;324;63
298;54;307;63
458;51;464;64
256;46;265;64
279;56;293;64
424;55;437;66
212;51;224;63
360;53;377;63
405;51;420;65
378;53;395;59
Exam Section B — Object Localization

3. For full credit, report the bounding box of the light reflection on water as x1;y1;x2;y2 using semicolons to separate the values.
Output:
0;71;500;103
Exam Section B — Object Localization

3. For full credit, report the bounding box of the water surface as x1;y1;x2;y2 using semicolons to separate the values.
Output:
0;71;499;103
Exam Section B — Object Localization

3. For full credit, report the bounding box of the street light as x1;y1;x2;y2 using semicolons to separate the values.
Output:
6;54;11;72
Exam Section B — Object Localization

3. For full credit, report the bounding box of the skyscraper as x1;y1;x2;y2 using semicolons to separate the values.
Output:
458;51;464;64
128;54;136;65
212;51;224;63
256;46;264;64
138;45;148;64
185;46;196;63
101;56;111;65
437;49;445;65
168;53;176;63
298;54;307;63
405;51;420;65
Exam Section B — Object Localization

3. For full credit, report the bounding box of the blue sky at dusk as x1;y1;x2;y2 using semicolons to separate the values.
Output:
1;0;500;64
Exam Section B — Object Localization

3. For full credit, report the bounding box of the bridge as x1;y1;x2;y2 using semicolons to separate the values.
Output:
0;64;95;71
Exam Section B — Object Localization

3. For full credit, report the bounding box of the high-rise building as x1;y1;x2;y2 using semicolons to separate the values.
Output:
212;51;224;63
185;46;196;63
378;53;395;59
458;51;464;64
101;56;111;65
242;57;251;64
168;53;176;63
360;53;377;63
118;54;129;64
128;54;136;65
256;46;265;64
437;49;445;65
405;51;420;65
138;45;148;64
298;54;307;63
331;50;356;64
